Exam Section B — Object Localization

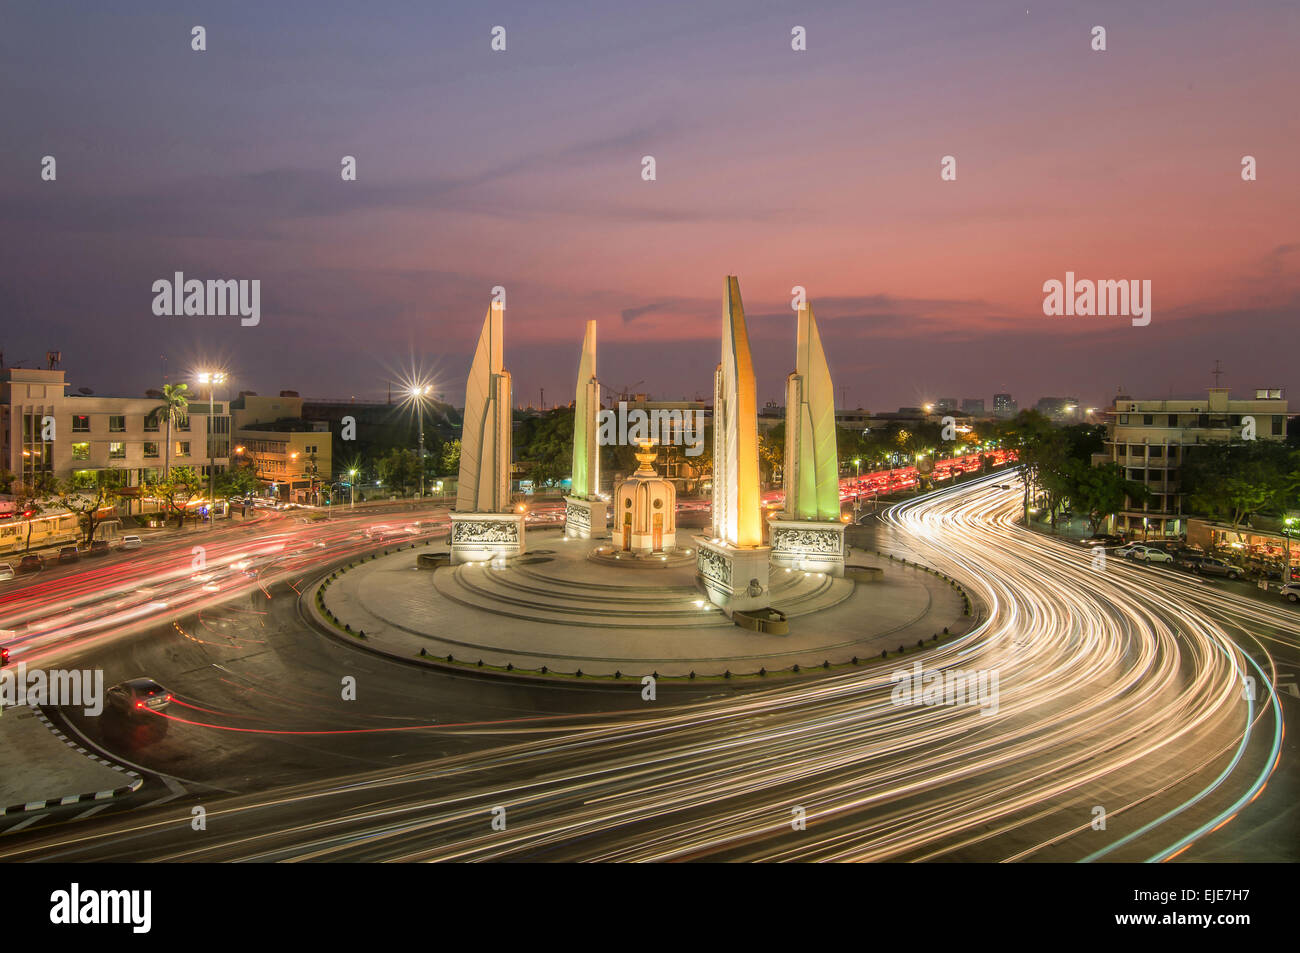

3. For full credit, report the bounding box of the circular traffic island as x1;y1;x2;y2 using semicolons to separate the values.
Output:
312;526;970;680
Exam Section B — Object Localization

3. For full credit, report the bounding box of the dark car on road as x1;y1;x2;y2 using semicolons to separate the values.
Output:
57;545;80;564
16;554;43;574
87;539;110;557
1186;556;1243;580
106;678;173;718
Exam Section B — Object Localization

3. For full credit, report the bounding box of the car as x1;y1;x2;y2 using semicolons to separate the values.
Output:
0;647;8;666
1123;545;1173;564
57;545;80;564
16;554;43;574
106;678;173;717
87;539;110;557
1114;544;1146;559
119;535;143;550
1282;583;1300;604
1190;556;1242;580
1138;547;1174;564
1080;534;1124;547
0;562;13;582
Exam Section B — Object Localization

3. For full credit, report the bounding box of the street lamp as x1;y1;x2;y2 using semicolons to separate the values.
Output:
409;385;431;498
349;469;358;510
196;370;226;529
853;458;861;521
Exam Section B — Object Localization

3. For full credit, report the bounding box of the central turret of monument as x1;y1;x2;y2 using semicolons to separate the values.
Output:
612;441;676;554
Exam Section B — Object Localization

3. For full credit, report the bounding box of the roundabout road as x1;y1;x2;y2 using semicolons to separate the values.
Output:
0;475;1286;861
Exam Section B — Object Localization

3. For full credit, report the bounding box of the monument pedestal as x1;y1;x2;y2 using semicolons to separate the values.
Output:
564;497;608;540
768;518;847;577
695;536;772;617
450;512;526;565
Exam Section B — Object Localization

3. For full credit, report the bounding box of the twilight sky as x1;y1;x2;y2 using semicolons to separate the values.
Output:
2;0;1297;413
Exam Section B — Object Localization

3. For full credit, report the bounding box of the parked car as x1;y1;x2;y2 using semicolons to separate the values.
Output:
0;562;13;582
1114;544;1147;559
1190;556;1243;580
119;535;143;550
57;545;80;564
1281;583;1300;604
106;678;173;717
1127;545;1173;564
16;554;43;574
87;539;110;557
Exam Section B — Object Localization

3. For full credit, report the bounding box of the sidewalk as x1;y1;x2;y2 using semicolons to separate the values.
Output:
0;706;141;815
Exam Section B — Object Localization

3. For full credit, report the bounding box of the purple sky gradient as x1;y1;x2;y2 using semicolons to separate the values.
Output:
2;0;1296;412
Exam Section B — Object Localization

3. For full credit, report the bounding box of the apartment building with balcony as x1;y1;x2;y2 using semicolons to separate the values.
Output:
1098;387;1289;537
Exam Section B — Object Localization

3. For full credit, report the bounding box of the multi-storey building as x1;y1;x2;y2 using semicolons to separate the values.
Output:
231;393;332;503
1035;396;1080;423
1098;387;1289;537
0;367;229;493
993;393;1017;418
960;398;986;416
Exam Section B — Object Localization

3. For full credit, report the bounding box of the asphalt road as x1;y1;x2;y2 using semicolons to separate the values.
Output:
0;475;1291;861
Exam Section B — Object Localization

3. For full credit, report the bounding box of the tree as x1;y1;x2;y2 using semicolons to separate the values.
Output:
1184;442;1293;529
215;461;259;499
516;408;574;489
146;466;202;528
999;410;1060;520
759;425;784;486
1070;461;1149;535
54;472;124;544
438;439;461;477
13;474;58;552
156;383;190;481
377;449;420;496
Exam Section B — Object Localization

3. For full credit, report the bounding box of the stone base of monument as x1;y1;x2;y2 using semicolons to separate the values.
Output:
563;497;608;540
450;512;526;566
694;537;773;619
768;518;847;578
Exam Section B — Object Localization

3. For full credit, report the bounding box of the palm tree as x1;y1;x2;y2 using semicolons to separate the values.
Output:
156;382;190;481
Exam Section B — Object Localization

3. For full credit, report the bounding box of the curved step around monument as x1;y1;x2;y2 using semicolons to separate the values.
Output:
429;560;854;629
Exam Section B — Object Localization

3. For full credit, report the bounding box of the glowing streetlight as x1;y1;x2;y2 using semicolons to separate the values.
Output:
196;370;228;529
405;383;433;498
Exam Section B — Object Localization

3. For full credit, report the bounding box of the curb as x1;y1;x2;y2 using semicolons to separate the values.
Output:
1;708;144;816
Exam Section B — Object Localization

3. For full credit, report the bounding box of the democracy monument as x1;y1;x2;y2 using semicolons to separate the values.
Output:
311;277;971;677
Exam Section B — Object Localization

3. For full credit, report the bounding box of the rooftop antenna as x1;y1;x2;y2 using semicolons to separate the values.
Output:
46;350;61;370
1211;359;1225;387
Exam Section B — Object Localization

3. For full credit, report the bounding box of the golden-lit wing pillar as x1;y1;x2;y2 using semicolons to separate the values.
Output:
452;300;524;563
715;276;762;547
